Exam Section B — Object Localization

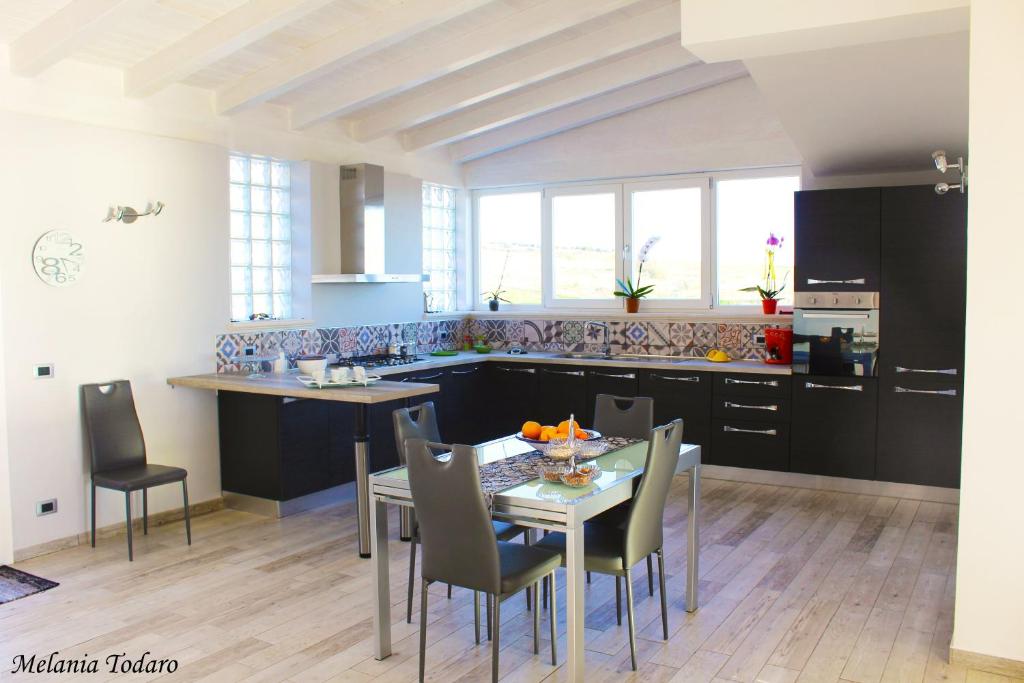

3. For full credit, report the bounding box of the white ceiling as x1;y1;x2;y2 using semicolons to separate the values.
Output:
0;0;744;162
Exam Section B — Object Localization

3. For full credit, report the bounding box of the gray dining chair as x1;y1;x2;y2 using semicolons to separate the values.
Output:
394;403;528;625
534;419;683;670
405;438;560;682
81;380;191;561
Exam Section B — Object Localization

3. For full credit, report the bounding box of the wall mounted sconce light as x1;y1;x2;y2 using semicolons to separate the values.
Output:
103;201;165;223
932;150;967;194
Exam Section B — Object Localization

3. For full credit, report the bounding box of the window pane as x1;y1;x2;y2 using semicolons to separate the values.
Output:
252;293;272;317
251;213;271;239
252;240;271;267
271;188;289;213
230;239;251;266
232;294;250;321
478;192;541;305
250;158;269;185
273;268;291;292
271;162;289;188
716;176;799;306
630;187;703;300
272;214;290;240
251;186;269;213
272;240;290;267
230;211;249;238
422;182;458;313
231;266;251;294
252;267;271;294
230;156;248;183
551;192;616;300
229;184;249;211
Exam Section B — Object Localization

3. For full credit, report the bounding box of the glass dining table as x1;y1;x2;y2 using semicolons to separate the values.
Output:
368;434;702;682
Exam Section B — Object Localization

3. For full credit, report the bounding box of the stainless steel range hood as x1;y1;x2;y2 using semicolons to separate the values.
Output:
312;163;427;284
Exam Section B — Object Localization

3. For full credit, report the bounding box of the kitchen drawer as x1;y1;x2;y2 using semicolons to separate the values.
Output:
713;373;791;398
713;395;791;421
585;367;639;424
791;376;877;480
710;419;790;472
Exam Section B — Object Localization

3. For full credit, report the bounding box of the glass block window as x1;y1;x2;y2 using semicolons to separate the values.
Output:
229;154;292;321
422;182;457;313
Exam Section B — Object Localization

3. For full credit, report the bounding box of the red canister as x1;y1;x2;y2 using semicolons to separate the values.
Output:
764;327;793;365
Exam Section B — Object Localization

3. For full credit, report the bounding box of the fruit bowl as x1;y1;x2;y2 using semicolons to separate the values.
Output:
515;428;602;445
560;468;598;488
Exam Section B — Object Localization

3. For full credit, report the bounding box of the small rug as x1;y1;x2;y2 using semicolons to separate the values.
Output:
0;565;59;605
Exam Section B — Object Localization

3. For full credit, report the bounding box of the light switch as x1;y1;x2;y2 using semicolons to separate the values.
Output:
34;364;54;379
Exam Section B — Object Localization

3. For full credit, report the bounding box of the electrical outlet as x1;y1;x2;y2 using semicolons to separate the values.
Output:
439;331;449;341
36;499;57;516
34;363;54;379
242;345;258;357
754;334;766;345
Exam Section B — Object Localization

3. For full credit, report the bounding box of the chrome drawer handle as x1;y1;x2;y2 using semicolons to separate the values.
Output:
896;366;958;375
805;382;863;392
543;369;584;376
806;277;866;285
724;401;778;411
725;377;779;387
401;373;443;382
723;425;777;436
451;367;480;375
592;372;636;379
497;367;535;374
652;374;700;382
895;386;957;397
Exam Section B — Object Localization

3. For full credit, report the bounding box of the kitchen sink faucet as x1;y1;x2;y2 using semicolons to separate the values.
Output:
583;321;611;357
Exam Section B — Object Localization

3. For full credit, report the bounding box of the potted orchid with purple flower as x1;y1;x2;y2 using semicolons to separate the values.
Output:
741;233;787;314
615;236;660;313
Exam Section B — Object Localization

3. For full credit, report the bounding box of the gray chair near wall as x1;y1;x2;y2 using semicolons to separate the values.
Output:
534;419;683;670
393;403;528;625
81;380;191;561
405;438;560;682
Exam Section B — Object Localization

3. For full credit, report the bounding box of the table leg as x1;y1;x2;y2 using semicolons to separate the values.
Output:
566;523;585;681
370;497;392;659
354;403;372;558
686;463;701;613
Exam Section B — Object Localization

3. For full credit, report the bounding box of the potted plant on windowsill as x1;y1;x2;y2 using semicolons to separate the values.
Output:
614;237;659;313
741;232;787;315
482;251;511;311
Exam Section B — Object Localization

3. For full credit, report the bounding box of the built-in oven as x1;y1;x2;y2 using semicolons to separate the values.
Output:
792;292;879;376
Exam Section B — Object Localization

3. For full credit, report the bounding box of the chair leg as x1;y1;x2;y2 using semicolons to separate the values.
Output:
587;571;591;584
407;536;418;624
419;579;429;683
525;532;532;612
492;594;501;683
182;479;192;546
448;584;452;599
142;488;148;535
615;575;622;625
474;591;481;645
646;554;654;597
533;581;540;654
90;482;97;548
549;571;558;666
624;568;638;670
486;593;492;641
124;491;133;562
657;548;669;640
542;575;548;610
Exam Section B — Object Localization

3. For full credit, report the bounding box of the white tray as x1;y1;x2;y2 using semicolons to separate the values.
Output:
295;374;382;389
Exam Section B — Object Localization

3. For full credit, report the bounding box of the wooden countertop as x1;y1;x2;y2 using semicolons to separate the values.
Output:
167;372;439;404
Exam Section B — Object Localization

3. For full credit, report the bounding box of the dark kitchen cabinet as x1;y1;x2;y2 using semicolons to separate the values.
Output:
446;364;488;444
537;366;588;426
710;420;791;472
585;367;639;424
639;369;711;455
711;372;791;471
791;376;878;480
876;375;963;488
485;363;538;437
713;373;791;398
795;188;881;291
326;402;357;485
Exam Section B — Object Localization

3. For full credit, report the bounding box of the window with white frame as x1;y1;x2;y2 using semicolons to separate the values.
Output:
473;169;799;311
229;154;292;321
422;182;457;313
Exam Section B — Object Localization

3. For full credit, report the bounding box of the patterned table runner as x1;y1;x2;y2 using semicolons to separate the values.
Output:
478;436;643;506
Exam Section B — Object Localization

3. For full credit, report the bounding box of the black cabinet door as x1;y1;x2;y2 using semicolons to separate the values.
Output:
795;188;881;291
485;364;538;437
710;419;790;471
446;364;487;444
639;369;711;455
368;370;417;472
537;366;588;426
279;398;331;499
881;185;967;373
218;391;282;499
326;402;356;486
791;376;878;480
585;368;639;424
876;375;963;488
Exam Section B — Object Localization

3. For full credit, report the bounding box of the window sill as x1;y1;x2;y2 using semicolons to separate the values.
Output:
226;318;316;332
467;308;793;323
422;311;472;320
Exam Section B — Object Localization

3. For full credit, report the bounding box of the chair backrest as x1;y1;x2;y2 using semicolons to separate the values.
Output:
404;438;501;594
593;394;654;440
393;402;441;464
80;380;147;474
623;419;683;566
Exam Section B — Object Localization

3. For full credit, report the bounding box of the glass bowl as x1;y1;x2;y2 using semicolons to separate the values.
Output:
560;468;598;488
540;462;571;483
538;436;578;461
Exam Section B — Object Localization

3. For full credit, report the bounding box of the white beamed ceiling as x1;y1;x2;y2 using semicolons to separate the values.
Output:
0;0;747;164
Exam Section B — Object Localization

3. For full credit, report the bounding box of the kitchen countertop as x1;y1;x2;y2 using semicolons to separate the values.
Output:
167;372;440;403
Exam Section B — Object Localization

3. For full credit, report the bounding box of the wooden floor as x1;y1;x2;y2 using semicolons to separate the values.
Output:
1;476;1017;683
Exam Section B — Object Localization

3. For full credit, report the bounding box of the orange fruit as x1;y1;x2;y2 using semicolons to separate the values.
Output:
522;421;542;439
538;431;552;442
574;429;589;440
557;419;580;434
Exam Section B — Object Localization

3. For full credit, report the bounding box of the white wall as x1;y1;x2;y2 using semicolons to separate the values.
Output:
952;0;1024;665
461;77;801;188
0;273;13;564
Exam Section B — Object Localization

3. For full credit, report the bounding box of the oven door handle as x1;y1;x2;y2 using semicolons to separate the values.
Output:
806;277;866;285
799;312;871;319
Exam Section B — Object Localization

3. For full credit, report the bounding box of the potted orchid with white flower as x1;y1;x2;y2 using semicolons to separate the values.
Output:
615;236;660;313
741;232;787;314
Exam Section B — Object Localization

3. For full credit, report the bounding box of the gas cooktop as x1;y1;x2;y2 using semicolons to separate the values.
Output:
335;353;425;368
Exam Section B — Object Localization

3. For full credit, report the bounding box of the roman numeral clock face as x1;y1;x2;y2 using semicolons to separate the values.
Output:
32;230;84;287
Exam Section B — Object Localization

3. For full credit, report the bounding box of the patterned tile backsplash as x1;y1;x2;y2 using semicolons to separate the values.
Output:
215;316;792;372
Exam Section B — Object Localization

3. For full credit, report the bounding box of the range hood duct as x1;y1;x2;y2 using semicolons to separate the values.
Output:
313;163;427;283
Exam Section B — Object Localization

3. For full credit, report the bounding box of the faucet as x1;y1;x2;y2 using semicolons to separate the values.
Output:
583;321;611;357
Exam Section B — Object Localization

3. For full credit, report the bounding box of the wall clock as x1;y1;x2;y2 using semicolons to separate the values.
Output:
32;230;84;287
